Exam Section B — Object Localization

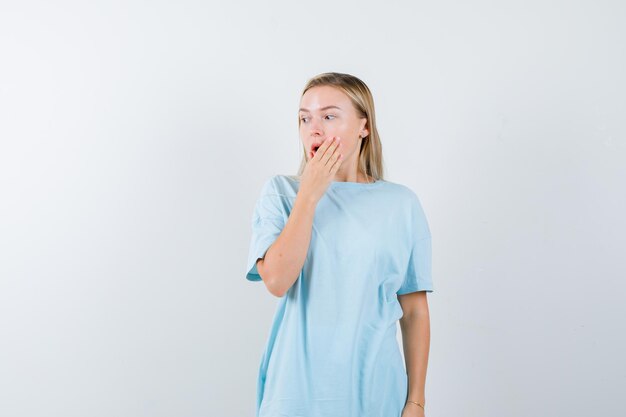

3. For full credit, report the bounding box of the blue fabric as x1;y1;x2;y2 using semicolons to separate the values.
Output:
245;174;433;417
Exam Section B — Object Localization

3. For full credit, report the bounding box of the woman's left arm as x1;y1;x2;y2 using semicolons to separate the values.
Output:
398;291;431;415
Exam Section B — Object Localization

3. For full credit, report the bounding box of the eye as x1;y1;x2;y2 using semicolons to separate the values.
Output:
300;116;309;123
325;114;336;120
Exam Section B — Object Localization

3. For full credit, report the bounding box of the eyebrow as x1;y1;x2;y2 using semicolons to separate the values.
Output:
298;105;342;113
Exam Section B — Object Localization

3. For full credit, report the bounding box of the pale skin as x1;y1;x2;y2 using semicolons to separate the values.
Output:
398;291;430;417
256;85;430;416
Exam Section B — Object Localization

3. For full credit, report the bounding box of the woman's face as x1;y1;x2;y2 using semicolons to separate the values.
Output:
299;85;369;163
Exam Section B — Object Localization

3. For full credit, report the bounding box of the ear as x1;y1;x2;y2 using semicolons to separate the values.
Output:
360;119;369;138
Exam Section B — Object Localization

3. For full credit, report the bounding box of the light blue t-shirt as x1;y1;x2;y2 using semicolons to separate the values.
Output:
245;174;433;417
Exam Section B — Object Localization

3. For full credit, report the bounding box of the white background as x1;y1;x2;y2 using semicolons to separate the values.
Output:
0;1;624;416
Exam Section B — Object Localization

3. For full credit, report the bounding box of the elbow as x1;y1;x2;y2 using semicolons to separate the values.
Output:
257;259;287;298
268;281;287;298
264;270;288;297
263;274;287;298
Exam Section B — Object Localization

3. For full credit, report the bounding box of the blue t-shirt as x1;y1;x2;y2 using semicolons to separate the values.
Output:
245;174;433;417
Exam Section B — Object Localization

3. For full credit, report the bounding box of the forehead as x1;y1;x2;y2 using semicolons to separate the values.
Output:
299;85;351;110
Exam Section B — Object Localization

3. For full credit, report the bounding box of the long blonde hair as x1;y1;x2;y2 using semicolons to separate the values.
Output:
295;72;385;181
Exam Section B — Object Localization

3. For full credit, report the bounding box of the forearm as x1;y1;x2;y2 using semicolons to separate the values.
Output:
399;310;431;404
257;192;317;297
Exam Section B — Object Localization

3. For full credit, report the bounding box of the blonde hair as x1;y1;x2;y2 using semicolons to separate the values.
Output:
295;72;385;181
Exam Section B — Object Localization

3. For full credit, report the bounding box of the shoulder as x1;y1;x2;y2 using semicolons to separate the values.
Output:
384;180;430;231
258;174;299;199
379;179;422;206
399;187;430;238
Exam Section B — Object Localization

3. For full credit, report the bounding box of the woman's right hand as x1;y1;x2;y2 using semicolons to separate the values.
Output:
298;136;343;204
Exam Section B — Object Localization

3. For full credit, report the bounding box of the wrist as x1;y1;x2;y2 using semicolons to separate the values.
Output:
406;400;425;410
295;190;318;207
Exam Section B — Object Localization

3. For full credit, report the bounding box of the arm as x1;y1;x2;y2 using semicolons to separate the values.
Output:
398;291;431;411
256;192;317;298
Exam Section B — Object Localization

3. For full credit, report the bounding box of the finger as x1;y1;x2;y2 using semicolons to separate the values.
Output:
316;136;337;160
324;143;341;167
310;137;332;160
321;137;341;164
329;151;343;172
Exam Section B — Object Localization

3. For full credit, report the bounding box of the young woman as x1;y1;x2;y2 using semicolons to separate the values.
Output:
246;72;433;417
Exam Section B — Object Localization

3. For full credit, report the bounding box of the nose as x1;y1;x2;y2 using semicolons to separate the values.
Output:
308;118;323;136
310;130;322;139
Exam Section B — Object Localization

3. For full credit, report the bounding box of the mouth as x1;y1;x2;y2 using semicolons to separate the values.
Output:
310;143;322;154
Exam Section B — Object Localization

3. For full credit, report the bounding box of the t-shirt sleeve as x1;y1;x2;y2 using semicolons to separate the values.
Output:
397;193;434;295
245;177;287;282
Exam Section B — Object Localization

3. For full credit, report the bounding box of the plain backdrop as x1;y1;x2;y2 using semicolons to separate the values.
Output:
0;1;624;416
